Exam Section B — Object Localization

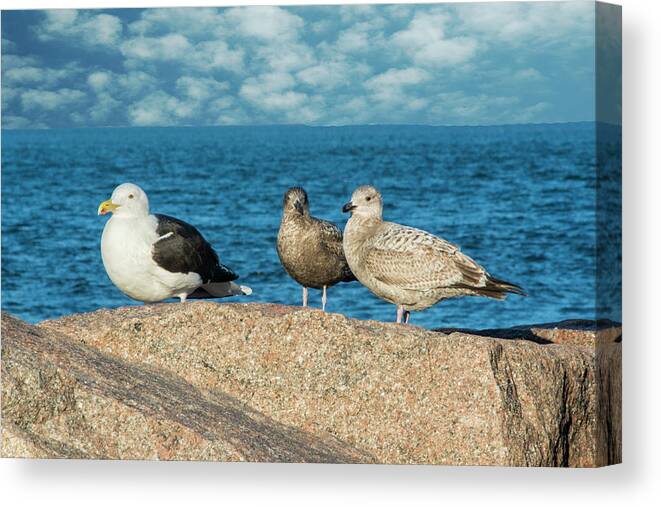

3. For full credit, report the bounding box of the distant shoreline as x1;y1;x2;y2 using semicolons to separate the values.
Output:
1;120;621;133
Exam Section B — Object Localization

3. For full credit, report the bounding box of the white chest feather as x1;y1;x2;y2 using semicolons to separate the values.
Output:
101;215;201;302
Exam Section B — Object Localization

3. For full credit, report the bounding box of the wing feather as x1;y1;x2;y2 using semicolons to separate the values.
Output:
152;214;238;283
365;223;487;292
315;218;344;257
315;217;356;282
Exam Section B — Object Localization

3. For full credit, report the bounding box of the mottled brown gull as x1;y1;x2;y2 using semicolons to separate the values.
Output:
277;187;355;311
342;185;525;324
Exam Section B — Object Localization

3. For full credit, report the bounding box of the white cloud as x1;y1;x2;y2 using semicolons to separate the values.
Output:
393;11;450;48
89;92;120;122
2;56;80;87
512;101;550;123
366;67;430;89
246;92;325;123
364;67;431;108
85;69;235;125
414;37;478;68
86;71;122;122
291;100;325;123
336;28;371;53
87;71;112;92
84;69;160;123
36;10;122;48
335;19;386;53
330;96;371;125
2;37;16;53
297;60;369;90
2;54;86;120
254;41;314;72
311;19;333;35
69;111;87;124
20;88;86;111
239;72;308;112
176;76;229;101
2;87;19;109
384;5;413;21
513;68;544;81
128;8;224;39
2;115;47;129
128;91;192;126
392;10;478;68
86;69;156;97
455;2;593;44
225;6;304;41
127;76;231;126
193;40;244;72
338;5;380;24
1;54;39;68
214;113;245;125
209;96;235;112
4;66;57;85
259;91;307;112
116;71;158;96
121;33;192;61
121;34;244;73
242;72;295;93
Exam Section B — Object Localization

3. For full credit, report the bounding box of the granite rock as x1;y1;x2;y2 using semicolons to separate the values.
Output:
1;303;621;466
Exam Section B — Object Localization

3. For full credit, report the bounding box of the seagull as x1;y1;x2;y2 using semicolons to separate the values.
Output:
276;187;355;311
98;183;251;303
341;185;525;324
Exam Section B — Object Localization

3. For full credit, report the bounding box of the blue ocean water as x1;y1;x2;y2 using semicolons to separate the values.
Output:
1;123;612;329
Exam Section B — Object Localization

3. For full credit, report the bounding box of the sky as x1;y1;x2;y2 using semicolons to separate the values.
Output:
1;2;598;129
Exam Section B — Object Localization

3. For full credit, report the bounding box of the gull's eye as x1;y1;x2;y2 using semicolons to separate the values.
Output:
366;196;372;202
128;194;134;199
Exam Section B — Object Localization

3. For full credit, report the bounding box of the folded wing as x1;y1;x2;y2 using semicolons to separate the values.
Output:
316;217;356;282
151;214;238;284
364;222;488;292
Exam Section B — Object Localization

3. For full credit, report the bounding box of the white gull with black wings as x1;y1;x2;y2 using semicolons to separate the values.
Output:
98;183;251;303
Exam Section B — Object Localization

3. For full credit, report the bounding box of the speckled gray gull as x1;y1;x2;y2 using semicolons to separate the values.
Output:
277;187;355;311
98;183;251;303
341;185;525;324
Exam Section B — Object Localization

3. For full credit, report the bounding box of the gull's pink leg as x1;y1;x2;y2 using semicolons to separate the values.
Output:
302;286;308;307
404;311;411;324
396;305;403;323
322;285;327;312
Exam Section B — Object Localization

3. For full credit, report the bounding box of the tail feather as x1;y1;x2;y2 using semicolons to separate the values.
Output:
484;275;527;297
211;263;239;283
188;282;252;299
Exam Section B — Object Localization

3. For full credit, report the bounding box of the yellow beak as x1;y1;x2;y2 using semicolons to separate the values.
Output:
98;199;120;215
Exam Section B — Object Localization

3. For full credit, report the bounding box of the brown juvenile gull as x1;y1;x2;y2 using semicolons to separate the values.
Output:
277;187;355;311
342;185;526;324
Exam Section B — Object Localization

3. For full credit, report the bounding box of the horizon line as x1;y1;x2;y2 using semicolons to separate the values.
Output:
2;120;620;132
